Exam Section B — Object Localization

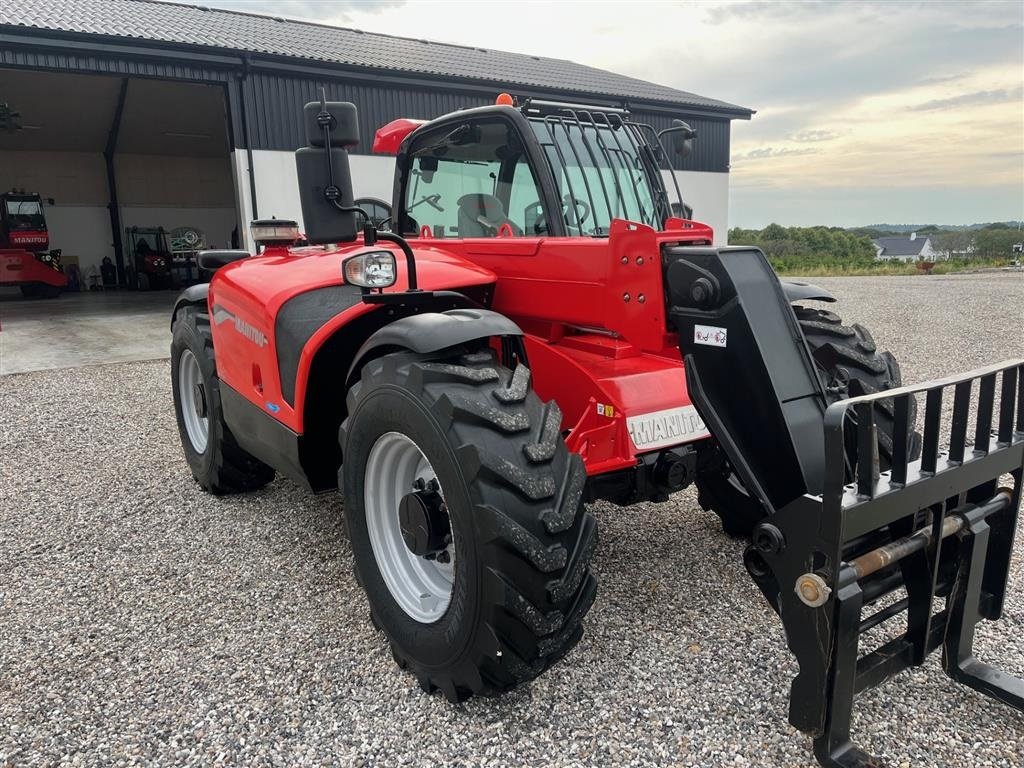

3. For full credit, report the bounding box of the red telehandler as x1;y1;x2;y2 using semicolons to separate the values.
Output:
171;95;1023;767
0;191;66;298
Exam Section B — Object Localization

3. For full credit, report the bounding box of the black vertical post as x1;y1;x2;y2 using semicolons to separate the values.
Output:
105;77;129;286
241;57;259;221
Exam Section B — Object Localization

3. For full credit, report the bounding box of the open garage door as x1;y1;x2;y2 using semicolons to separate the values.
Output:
0;68;240;298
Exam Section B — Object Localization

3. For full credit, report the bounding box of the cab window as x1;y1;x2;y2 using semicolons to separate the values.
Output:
3;198;46;230
403;119;548;238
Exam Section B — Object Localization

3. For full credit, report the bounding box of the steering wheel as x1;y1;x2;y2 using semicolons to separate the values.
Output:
562;194;591;226
408;193;445;213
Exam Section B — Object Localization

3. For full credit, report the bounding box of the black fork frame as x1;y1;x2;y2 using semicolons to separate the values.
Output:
754;360;1024;767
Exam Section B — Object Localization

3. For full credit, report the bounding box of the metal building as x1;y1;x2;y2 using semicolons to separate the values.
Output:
0;0;752;288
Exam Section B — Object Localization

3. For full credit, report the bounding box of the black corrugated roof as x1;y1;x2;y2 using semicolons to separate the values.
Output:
0;0;753;117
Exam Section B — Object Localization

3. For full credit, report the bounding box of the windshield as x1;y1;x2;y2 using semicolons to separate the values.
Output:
4;198;46;230
402;119;547;238
529;116;665;235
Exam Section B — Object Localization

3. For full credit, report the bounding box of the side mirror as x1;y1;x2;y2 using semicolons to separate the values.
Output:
661;119;697;159
295;100;361;245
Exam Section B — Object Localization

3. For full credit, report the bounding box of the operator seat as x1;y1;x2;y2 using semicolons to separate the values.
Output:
457;194;522;237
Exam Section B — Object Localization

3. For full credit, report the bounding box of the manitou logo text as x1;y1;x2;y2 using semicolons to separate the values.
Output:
10;232;48;245
212;305;267;348
626;405;711;451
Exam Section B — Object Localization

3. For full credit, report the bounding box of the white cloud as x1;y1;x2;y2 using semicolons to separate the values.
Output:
203;0;1023;225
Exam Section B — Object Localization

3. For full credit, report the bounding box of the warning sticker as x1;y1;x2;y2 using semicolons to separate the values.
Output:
694;324;728;348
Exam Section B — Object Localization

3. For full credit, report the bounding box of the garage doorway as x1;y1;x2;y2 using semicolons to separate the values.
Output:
0;68;239;298
0;69;240;371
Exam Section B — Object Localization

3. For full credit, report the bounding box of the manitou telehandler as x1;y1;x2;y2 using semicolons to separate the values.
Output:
171;94;1023;767
0;191;66;298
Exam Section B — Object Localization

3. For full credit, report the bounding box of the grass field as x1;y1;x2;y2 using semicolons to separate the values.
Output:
772;258;1015;277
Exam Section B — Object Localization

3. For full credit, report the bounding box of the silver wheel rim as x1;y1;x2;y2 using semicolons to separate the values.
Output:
178;349;209;453
365;432;455;623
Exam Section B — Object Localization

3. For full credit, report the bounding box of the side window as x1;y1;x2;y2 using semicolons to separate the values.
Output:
403;120;546;238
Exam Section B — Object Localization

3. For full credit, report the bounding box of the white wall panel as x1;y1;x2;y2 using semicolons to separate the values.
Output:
663;170;730;246
42;206;112;276
250;149;731;245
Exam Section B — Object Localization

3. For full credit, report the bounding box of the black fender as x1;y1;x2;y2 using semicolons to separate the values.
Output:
346;308;523;385
781;280;835;304
171;283;209;329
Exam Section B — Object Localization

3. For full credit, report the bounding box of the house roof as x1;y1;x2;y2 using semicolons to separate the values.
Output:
0;0;754;118
872;236;930;256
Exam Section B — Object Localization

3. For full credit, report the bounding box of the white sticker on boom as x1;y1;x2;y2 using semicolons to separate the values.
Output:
694;324;728;348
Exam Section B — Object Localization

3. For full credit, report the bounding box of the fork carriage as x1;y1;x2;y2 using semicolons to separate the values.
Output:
748;360;1024;767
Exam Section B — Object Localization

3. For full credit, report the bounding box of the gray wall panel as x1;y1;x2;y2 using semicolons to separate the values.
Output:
0;39;733;174
247;72;732;173
630;111;731;173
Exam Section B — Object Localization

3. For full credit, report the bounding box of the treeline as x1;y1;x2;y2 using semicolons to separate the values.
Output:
727;224;879;273
728;222;1020;275
930;225;1022;260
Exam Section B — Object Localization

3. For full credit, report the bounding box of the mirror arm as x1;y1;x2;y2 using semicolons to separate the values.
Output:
656;124;697;141
312;88;418;291
374;230;418;291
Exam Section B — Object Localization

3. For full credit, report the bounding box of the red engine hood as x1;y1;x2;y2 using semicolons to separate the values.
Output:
216;239;497;319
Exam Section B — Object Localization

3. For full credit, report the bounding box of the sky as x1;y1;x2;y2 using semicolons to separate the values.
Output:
195;0;1023;228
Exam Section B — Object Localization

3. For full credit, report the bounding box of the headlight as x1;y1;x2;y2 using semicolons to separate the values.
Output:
343;250;397;288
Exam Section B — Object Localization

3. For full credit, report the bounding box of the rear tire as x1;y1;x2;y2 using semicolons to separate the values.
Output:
698;305;921;537
341;347;597;702
171;306;275;494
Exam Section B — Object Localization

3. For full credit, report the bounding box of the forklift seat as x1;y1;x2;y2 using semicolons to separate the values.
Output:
457;194;522;237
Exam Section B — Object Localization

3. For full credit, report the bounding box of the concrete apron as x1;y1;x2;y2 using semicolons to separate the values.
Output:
0;290;177;375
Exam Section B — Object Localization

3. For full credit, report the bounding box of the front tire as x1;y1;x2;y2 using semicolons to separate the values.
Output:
698;305;921;537
341;347;597;702
171;306;275;493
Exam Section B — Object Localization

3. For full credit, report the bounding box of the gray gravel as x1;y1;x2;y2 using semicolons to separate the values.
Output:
2;272;1023;768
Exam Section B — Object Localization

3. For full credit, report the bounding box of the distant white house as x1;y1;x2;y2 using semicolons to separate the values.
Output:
872;233;937;262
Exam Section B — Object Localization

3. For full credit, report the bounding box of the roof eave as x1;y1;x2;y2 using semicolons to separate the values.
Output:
0;23;755;120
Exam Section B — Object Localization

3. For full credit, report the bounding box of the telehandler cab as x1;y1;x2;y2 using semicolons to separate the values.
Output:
171;94;1023;767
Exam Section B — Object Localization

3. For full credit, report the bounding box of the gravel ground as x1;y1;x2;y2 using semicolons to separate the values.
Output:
2;272;1022;768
